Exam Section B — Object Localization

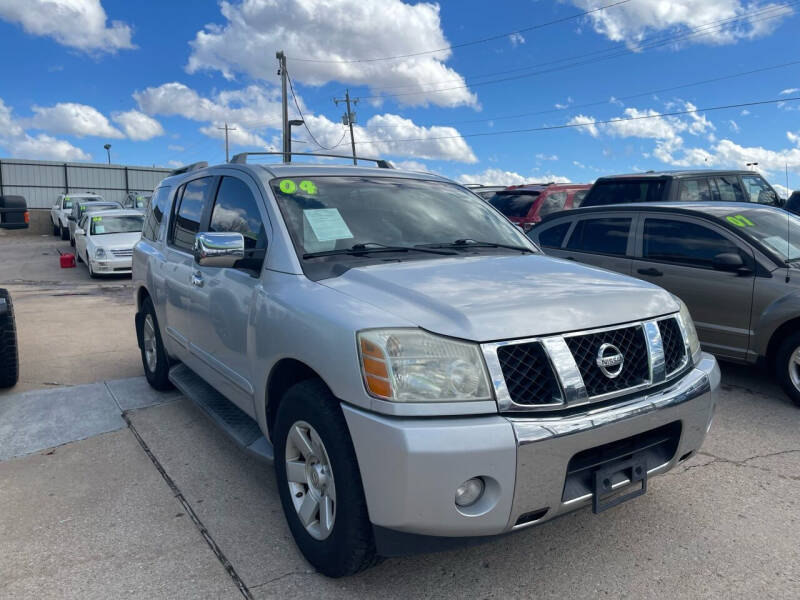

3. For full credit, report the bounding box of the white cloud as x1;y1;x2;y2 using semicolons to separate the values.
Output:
112;110;163;141
536;153;558;161
571;0;793;48
0;99;90;161
661;138;800;176
741;109;751;116
788;131;800;145
29;102;123;138
509;32;525;46
567;115;599;137
773;183;791;198
394;160;429;172
168;144;185;152
457;168;570;186
780;88;800;95
136;82;477;162
728;120;740;132
186;0;476;108
0;0;134;53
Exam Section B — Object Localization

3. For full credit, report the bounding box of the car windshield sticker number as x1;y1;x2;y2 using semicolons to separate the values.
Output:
303;208;353;242
727;214;755;227
279;179;297;194
299;180;317;195
278;179;317;195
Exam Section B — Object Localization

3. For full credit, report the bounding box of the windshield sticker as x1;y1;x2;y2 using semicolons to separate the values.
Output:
726;214;754;227
279;179;297;194
92;216;102;222
303;208;353;242
94;225;105;234
299;180;317;195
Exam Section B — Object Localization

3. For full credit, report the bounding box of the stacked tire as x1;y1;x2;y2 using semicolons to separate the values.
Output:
0;288;19;388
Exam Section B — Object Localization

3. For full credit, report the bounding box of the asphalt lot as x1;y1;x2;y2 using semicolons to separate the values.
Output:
1;232;798;599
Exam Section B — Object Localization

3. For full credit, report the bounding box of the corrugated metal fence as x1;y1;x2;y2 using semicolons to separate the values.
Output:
0;158;171;209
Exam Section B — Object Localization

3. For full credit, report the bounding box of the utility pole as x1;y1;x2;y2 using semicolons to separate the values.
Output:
334;90;358;165
217;122;237;162
276;50;290;163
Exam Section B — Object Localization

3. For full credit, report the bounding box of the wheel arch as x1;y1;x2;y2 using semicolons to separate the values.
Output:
265;358;330;439
765;316;800;369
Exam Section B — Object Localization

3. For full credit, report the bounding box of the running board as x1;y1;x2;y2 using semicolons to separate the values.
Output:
168;363;274;463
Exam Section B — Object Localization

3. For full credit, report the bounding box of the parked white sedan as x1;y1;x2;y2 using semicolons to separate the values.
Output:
50;193;103;240
74;209;143;277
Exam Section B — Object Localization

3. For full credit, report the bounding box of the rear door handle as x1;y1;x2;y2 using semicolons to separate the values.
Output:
191;271;204;287
637;267;663;277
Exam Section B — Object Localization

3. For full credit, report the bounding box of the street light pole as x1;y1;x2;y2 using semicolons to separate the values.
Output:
288;119;304;163
103;144;111;165
746;162;758;171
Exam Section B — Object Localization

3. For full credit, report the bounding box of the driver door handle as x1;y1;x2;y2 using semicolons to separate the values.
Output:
191;271;204;287
637;267;663;277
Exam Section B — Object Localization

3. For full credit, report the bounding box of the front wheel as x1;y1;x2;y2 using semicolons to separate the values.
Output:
274;380;379;577
775;331;800;407
52;221;59;236
60;224;69;240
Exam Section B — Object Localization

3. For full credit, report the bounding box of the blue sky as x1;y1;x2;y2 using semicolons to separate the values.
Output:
0;0;798;194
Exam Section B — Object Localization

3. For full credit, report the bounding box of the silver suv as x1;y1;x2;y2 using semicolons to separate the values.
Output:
132;155;720;577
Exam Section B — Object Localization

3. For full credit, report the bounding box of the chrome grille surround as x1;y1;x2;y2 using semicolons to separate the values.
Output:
110;248;133;257
482;314;691;413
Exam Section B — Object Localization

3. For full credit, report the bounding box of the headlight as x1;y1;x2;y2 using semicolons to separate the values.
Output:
94;247;106;259
677;299;701;362
358;329;492;402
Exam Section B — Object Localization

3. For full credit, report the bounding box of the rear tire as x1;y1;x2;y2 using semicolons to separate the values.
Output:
0;289;20;389
775;331;800;407
274;379;379;577
137;297;172;390
60;224;69;240
52;222;59;236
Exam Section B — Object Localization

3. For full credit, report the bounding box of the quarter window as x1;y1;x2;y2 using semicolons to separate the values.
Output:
566;218;632;256
142;186;170;241
678;179;713;202
536;221;570;248
538;191;568;218
643;218;739;268
741;175;776;204
572;189;588;207
170;177;213;252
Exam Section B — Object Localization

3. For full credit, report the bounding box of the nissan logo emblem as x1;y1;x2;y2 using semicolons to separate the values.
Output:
596;343;624;378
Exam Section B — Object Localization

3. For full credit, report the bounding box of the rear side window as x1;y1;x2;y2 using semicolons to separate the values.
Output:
572;189;588;207
741;174;776;204
536;221;571;248
581;180;665;206
678;179;713;202
489;192;540;218
566;217;632;256
711;176;745;202
643;218;739;268
538;191;568;218
170;177;213;252
142;187;170;241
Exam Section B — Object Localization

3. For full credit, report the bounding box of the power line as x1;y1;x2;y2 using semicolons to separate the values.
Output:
287;0;632;64
350;96;800;145
362;58;800;130
285;67;349;151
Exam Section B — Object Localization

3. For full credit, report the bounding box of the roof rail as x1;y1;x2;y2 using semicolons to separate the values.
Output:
170;161;208;176
229;151;394;169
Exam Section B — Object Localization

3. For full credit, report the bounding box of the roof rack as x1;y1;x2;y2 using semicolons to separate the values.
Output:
170;161;208;176
229;151;394;169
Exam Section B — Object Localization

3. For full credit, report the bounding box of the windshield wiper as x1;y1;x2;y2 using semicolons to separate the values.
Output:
303;242;457;259
418;239;535;253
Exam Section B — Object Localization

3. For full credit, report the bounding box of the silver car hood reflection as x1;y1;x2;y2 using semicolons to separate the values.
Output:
320;254;678;342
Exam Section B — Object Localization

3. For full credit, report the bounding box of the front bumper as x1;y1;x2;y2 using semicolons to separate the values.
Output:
90;256;133;274
343;353;719;543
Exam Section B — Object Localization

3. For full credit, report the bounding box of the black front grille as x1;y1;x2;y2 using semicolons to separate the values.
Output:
497;342;561;405
565;325;649;397
658;317;686;374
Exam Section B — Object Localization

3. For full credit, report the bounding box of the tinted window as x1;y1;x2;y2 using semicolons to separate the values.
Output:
566;218;631;255
581;180;665;206
678;179;713;202
536;221;570;248
741;175;777;204
787;191;800;216
142;187;170;241
572;189;588;207
538;191;567;217
643;218;739;268
489;192;540;217
171;177;213;252
711;176;746;202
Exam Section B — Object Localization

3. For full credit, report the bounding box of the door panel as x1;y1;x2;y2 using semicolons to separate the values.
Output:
634;216;754;359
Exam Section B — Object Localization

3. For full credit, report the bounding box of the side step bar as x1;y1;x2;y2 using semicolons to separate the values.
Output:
168;363;274;463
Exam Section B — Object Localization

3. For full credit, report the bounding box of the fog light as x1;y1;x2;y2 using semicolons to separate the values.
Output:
455;477;485;507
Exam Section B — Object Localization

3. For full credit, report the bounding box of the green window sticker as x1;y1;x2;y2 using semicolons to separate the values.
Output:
726;214;754;227
279;179;297;194
92;216;103;222
299;180;317;195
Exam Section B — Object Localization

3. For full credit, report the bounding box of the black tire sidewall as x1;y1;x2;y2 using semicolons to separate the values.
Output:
0;289;19;388
138;298;172;390
273;380;377;577
775;331;800;407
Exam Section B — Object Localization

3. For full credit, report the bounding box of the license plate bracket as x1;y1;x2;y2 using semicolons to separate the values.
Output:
592;454;647;514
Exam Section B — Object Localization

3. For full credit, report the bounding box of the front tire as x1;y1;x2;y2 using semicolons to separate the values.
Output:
274;380;379;577
60;224;69;240
775;332;800;407
52;221;59;236
0;289;20;389
137;297;172;390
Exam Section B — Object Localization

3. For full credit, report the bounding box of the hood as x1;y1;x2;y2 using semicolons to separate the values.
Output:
321;254;678;342
93;231;141;248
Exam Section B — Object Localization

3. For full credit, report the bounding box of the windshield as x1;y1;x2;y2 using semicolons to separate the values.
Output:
489;192;540;217
582;179;665;206
89;215;143;236
271;176;531;257
717;208;800;262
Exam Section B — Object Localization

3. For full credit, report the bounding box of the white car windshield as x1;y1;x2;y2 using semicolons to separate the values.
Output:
90;215;143;235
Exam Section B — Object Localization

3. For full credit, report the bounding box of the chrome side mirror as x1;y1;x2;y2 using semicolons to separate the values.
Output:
194;232;245;268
